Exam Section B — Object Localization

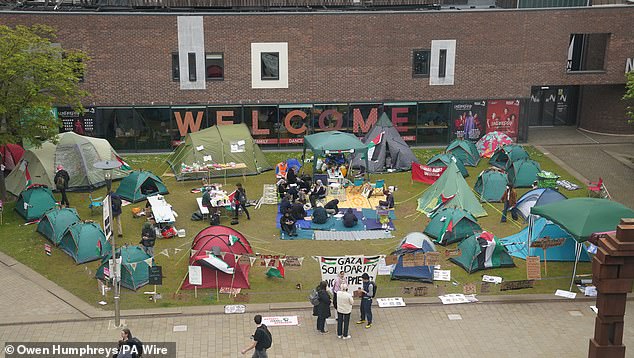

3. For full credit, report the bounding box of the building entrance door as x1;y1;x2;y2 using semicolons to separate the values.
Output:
528;86;578;126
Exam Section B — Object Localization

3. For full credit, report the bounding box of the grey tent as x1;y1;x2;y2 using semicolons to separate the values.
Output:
351;113;417;173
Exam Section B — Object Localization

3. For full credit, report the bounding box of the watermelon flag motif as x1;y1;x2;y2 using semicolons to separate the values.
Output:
24;161;32;188
96;240;102;256
229;235;240;246
320;257;338;265
266;260;285;278
438;217;454;244
366;131;384;160
115;154;132;171
363;256;380;265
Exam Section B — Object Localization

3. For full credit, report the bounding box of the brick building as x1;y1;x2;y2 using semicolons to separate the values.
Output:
1;3;633;150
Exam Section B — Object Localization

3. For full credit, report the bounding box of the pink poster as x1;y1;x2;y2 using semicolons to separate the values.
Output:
486;100;520;140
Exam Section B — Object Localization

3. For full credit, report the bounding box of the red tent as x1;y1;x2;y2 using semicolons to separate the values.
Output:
181;225;253;290
0;143;25;171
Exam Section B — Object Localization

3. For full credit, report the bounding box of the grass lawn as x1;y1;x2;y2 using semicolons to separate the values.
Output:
0;146;592;310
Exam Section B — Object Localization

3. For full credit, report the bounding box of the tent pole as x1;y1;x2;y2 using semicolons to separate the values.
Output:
569;242;582;292
526;215;533;259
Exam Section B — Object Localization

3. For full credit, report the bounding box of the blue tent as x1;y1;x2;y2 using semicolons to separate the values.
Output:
500;217;590;262
514;188;567;221
391;232;436;283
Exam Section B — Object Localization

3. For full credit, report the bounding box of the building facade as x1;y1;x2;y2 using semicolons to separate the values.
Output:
2;5;633;150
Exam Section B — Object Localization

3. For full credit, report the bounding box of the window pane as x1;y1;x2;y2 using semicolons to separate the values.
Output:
172;53;180;81
261;52;279;80
243;106;279;147
188;52;196;82
206;53;224;80
413;50;430;76
566;33;609;72
439;49;447;78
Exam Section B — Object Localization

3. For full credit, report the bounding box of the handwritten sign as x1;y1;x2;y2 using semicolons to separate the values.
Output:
414;286;428;297
148;266;163;285
262;316;299;326
482;275;503;284
530;237;566;249
425;252;441;266
385;255;398;265
44;244;52;256
316;255;382;292
402;253;416;267
219;287;241;296
526;256;542;280
500;280;535;291
444;248;461;257
284;256;303;267
555;289;577;299
463;283;477;295
434;270;451;281
224;305;246;314
377;297;406;308
480;282;492;293
188;266;202;286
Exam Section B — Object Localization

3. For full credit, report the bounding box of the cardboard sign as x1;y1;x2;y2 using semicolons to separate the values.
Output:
530;237;566;249
480;282;492;293
377;297;406;308
284;256;303;267
219;287;241;295
526;256;542;280
238;254;254;265
500;280;534;291
482;275;503;284
384;255;398;266
234;293;250;302
424;252;441;266
463;283;477;295
414;286;428;297
413;253;426;266
44;244;52;256
402;253;416;267
444;248;461;257
148;266;163;285
555;289;577;299
402;287;413;295
434;270;451;281
188;266;202;286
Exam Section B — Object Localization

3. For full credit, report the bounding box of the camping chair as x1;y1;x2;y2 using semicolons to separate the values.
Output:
373;179;385;190
88;193;103;214
587;178;611;199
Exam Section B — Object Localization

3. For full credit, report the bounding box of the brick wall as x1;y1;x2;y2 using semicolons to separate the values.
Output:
578;85;633;134
2;7;633;133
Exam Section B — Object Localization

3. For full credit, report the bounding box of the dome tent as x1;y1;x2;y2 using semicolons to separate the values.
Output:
115;170;168;203
476;131;513;158
513;188;567;221
96;246;153;290
474;169;508;202
390;232;437;283
426;153;469;178
489;144;529;170
0;143;25;172
182;225;254;290
59;222;111;264
450;231;516;273
5;132;129;196
508;159;541;188
15;185;58;222
445;139;480;167
423;207;482;245
37;207;81;244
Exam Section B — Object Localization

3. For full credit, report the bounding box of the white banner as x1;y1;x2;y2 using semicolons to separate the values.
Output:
188;266;202;286
102;195;112;240
261;316;299;327
315;255;382;292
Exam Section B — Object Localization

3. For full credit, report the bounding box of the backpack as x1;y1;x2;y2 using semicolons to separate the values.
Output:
55;174;66;190
127;337;143;357
210;213;221;226
369;281;378;298
308;289;320;306
191;211;203;221
257;325;272;349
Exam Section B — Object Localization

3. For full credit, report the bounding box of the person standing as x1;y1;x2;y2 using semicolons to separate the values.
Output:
332;271;347;310
314;281;331;334
336;284;354;340
356;273;375;329
140;222;156;256
501;184;518;223
233;183;250;221
54;165;70;207
111;193;123;237
241;314;272;358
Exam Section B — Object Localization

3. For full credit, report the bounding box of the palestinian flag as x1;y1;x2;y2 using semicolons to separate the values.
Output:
320;257;337;265
363;256;380;265
266;260;285;278
24;162;32;188
115;154;132;171
477;232;501;269
228;235;240;246
437;217;454;244
366;131;385;160
96;240;103;256
196;254;234;274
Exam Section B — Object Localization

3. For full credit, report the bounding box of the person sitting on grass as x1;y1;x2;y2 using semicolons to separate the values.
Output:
312;203;329;225
378;188;395;209
342;208;358;228
280;195;292;216
290;200;307;221
324;199;340;215
280;211;297;237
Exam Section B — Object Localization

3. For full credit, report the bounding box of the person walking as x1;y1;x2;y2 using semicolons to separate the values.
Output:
54;165;70;207
332;271;347;310
111;193;123;237
241;314;272;358
140;222;156;257
233;183;250;221
113;328;142;358
501;184;518;223
336;284;354;340
313;281;331;334
356;273;375;329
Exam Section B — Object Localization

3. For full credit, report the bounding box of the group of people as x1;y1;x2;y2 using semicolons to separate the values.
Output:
201;182;250;225
313;272;376;339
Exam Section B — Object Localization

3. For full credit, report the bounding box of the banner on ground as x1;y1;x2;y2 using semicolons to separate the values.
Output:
412;163;447;184
314;255;383;292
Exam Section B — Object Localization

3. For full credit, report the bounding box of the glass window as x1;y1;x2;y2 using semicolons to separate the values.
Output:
312;104;349;133
349;104;382;138
416;102;450;145
439;49;447;78
188;53;197;81
172;53;179;81
134;107;173;150
261;52;280;80
413;50;430;77
566;33;609;72
278;105;311;147
171;107;209;139
207;106;242;126
383;103;417;144
205;53;224;80
243;106;279;147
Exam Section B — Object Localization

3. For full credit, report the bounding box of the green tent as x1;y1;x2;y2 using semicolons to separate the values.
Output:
507;159;541;188
6;132;129;195
423;208;482;245
489;144;529;169
59;222;111;264
302;131;369;176
531;198;634;243
474;169;508;202
446;139;480;166
37;207;81;244
115;170;168;203
96;245;153;290
449;232;516;273
417;161;487;217
166;124;272;181
15;185;58;222
426;153;469;177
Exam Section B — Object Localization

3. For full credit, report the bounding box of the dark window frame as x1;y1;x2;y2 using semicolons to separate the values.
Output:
261;52;280;81
566;33;610;73
438;49;447;78
172;52;180;81
412;49;431;78
188;53;197;82
205;52;224;81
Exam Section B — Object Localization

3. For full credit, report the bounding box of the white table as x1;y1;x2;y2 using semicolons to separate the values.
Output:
147;195;176;224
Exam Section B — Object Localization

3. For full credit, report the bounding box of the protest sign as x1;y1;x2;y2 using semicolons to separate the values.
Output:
315;255;382;291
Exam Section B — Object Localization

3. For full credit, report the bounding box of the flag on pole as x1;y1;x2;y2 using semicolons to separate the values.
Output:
437;217;454;244
229;235;240;246
115;154;132;171
24;162;32;188
366;131;384;160
266;260;285;278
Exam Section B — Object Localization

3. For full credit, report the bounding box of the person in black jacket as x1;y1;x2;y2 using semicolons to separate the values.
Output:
280;211;297;237
233;183;250;221
309;180;326;207
314;280;331;334
286;167;298;185
111;193;123;237
324;199;340;215
140;222;156;257
290;201;307;221
342;208;358;228
279;195;292;216
114;328;142;358
311;205;329;225
379;188;395;209
54;165;70;207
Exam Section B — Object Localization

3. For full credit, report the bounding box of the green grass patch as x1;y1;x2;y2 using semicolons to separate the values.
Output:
0;147;591;309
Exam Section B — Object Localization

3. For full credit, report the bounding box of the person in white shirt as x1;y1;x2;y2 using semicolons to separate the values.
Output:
336;284;354;340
